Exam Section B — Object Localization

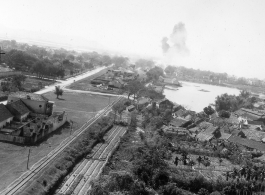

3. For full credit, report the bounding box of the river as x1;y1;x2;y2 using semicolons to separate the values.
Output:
164;81;240;112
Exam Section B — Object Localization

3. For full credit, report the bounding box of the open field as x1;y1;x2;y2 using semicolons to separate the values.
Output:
0;91;117;192
43;91;117;127
23;77;56;91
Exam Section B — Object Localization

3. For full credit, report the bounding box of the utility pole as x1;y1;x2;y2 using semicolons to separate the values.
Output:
0;46;5;64
70;120;73;135
27;148;31;170
108;96;111;105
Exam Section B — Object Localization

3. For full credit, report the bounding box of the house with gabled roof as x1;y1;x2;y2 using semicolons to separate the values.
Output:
6;99;30;122
0;104;14;129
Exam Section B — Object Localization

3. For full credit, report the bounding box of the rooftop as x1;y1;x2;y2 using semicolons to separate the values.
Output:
219;132;232;140
138;98;149;105
228;136;265;152
6;99;30;116
9;92;48;102
196;126;220;141
0;104;13;122
169;118;189;127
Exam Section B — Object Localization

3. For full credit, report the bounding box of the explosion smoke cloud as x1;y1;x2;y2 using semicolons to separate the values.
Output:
162;22;189;55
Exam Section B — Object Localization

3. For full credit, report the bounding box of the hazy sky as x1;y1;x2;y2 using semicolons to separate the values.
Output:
1;0;265;79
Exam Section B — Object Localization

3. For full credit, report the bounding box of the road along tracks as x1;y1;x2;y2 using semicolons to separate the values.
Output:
1;96;123;195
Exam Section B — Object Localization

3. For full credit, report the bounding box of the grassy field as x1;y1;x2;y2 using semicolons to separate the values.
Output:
0;91;117;191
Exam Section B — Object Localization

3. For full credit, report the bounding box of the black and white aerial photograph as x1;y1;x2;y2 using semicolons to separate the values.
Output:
1;0;265;195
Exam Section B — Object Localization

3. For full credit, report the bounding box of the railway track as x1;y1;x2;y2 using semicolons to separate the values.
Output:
57;126;126;195
77;128;127;195
1;96;123;195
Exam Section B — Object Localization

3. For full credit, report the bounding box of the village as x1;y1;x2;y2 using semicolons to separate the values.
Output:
2;40;265;195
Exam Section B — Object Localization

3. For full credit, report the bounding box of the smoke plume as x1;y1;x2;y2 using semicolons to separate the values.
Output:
161;37;170;53
162;22;189;56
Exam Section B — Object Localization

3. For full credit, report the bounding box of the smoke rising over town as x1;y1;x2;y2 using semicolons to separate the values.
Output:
162;22;189;56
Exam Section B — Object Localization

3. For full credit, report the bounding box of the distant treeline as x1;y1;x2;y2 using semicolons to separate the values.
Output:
0;40;129;78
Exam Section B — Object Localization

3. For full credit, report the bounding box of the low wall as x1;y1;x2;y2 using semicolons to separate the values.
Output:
0;134;26;144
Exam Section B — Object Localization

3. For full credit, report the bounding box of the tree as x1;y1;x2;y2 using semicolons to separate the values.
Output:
101;55;112;66
219;110;231;118
215;93;238;112
219;158;223;166
84;61;94;69
54;86;63;99
112;101;125;122
112;56;128;68
1;82;11;92
197;156;203;167
12;74;27;90
150;116;163;128
203;106;215;116
188;160;196;169
146;66;164;81
198;188;209;195
66;54;75;61
165;65;177;76
90;180;109;195
174;156;179;166
135;59;155;70
125;80;144;100
163;109;172;123
239;90;251;99
160;183;184;195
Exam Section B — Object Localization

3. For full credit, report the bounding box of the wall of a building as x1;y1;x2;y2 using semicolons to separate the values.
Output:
0;117;13;129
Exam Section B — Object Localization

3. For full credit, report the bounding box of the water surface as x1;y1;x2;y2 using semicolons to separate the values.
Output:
164;81;240;112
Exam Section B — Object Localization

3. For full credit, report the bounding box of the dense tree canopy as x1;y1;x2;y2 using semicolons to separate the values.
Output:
0;40;113;79
146;66;164;81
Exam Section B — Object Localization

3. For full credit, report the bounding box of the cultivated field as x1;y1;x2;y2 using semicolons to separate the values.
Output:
0;91;117;191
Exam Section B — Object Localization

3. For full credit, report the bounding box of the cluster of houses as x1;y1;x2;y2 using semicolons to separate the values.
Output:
0;92;67;144
151;98;265;154
91;68;137;90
